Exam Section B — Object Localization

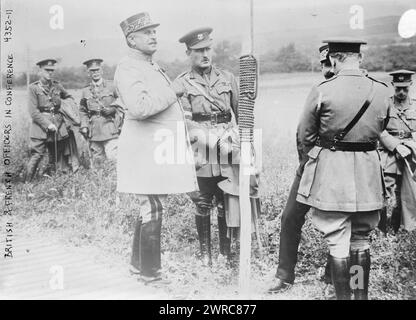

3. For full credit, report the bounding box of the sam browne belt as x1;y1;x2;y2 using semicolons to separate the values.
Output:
192;112;231;124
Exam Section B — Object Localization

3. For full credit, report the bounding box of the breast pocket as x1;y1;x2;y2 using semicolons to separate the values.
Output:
37;92;52;108
215;83;232;96
405;110;416;130
187;88;210;113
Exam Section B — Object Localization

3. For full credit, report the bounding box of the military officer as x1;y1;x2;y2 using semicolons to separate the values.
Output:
79;58;123;163
378;70;416;233
26;59;72;181
269;45;334;293
294;39;391;300
115;12;197;283
172;27;239;266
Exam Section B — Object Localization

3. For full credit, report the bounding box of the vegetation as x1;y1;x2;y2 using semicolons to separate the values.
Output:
4;42;416;89
3;76;416;299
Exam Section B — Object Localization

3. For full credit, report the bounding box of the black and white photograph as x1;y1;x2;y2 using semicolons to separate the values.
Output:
1;0;416;304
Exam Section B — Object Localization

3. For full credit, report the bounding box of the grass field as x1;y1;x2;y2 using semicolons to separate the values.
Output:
1;71;416;299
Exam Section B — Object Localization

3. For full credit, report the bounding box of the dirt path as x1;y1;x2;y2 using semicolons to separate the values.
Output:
0;234;170;299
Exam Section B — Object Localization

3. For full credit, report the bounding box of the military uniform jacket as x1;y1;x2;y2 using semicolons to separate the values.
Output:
296;69;391;212
379;96;416;174
28;79;72;140
174;66;239;178
114;48;197;195
79;79;122;142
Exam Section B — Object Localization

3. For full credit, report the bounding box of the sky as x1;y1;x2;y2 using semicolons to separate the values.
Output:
4;0;415;50
1;0;415;72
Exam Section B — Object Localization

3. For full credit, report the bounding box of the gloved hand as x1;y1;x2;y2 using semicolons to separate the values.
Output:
47;123;57;132
80;127;89;139
395;144;411;158
101;106;117;117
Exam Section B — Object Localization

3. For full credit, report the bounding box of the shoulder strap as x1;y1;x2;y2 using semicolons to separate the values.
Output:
335;81;376;142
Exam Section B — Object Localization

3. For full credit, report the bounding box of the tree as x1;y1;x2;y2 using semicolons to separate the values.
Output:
212;40;242;75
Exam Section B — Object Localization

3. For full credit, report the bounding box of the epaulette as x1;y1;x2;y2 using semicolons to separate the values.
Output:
317;75;338;87
366;75;388;87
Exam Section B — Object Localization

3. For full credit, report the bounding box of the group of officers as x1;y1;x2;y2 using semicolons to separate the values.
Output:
26;11;416;300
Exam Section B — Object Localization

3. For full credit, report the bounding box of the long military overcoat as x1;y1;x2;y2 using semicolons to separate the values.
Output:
114;49;197;195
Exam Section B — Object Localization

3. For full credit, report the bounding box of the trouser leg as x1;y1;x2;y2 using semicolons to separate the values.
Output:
103;138;118;161
380;173;400;233
190;177;224;265
312;210;352;300
130;194;166;277
90;141;105;165
26;138;46;182
214;180;231;257
275;172;311;283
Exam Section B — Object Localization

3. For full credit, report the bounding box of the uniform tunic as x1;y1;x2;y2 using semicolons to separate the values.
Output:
379;96;416;174
174;66;238;177
296;69;391;212
28;79;72;141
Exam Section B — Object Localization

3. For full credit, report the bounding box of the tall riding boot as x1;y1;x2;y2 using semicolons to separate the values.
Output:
350;249;370;300
217;215;231;258
391;204;401;234
391;180;402;234
323;254;332;284
195;214;211;266
378;207;388;234
329;255;351;300
130;217;142;271
25;154;42;182
139;219;162;277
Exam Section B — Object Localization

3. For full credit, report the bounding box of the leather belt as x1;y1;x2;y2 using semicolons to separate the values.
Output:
317;139;377;152
192;112;231;124
39;107;57;114
389;131;413;139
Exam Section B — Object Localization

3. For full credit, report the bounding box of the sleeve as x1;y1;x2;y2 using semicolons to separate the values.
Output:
79;89;90;129
114;62;178;120
379;130;401;152
296;85;321;162
59;84;72;99
110;83;124;115
172;77;192;120
379;95;401;152
28;85;52;130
